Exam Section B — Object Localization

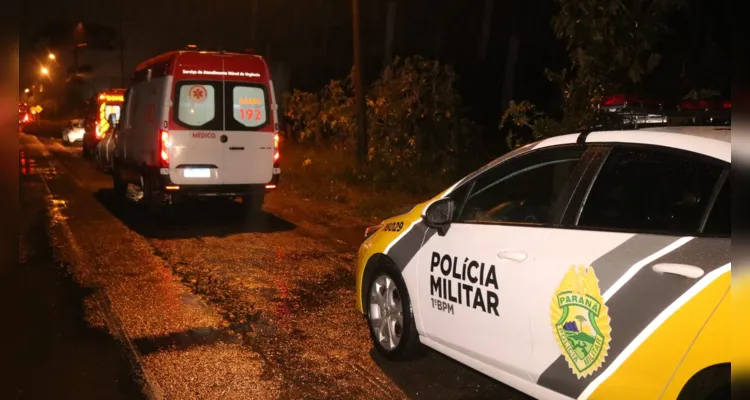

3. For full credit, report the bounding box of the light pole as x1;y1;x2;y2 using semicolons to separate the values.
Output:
351;0;368;164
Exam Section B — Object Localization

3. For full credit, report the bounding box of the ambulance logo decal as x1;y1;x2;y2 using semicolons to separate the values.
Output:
189;85;207;103
550;265;611;379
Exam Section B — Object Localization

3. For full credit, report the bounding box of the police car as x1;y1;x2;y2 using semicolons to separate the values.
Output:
355;99;730;400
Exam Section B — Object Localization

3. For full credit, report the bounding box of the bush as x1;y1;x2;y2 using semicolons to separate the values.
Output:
283;55;484;195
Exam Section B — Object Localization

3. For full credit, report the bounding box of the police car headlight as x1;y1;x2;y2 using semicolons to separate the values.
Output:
364;223;383;240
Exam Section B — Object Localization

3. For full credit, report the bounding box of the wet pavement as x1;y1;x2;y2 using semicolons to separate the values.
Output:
16;130;531;400
6;144;143;399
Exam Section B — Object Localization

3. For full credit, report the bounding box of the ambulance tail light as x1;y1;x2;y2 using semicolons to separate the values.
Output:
273;133;280;162
159;129;170;167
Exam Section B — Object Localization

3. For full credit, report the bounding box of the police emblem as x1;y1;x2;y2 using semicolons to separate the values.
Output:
550;265;612;379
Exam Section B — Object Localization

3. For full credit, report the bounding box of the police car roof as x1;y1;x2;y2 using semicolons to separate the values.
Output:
536;126;730;162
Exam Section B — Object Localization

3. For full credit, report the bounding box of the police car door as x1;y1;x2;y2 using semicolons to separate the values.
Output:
416;144;590;382
529;144;730;399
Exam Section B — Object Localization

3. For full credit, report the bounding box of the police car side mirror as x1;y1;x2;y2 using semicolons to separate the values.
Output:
423;197;455;236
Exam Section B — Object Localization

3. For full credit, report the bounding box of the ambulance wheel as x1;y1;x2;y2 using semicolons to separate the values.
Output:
141;175;164;216
365;261;422;361
112;166;127;202
242;191;264;218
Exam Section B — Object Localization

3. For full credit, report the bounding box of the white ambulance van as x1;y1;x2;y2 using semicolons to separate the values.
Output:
112;48;281;217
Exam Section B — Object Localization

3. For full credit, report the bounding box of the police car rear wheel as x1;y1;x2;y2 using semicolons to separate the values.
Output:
366;263;421;360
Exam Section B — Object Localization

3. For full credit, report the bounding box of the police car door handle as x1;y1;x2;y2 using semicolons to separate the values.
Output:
496;250;527;262
651;263;705;279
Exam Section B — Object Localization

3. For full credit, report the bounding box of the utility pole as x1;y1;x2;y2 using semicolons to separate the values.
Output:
383;1;397;70
352;0;368;164
478;0;494;61
119;16;125;87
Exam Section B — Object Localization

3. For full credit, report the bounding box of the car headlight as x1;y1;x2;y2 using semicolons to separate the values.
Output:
364;223;383;240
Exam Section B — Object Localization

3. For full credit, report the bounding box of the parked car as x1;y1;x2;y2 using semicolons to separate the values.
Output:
62;119;85;145
355;121;730;400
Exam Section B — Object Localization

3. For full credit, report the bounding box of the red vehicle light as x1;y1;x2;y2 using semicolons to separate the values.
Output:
160;130;170;166
679;99;709;110
600;94;644;107
273;133;280;161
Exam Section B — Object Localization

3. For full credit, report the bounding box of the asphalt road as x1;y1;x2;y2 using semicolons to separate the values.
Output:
16;129;532;400
5;139;144;399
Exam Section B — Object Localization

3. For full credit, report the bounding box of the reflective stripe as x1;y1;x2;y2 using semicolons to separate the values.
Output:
579;263;731;400
537;237;730;398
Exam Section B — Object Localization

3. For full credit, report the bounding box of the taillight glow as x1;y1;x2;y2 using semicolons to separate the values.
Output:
265;184;277;189
23;114;29;122
273;133;280;161
160;130;169;166
680;99;709;110
600;94;643;107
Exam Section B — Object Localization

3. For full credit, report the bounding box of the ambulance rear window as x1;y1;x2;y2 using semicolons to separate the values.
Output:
226;83;270;131
174;82;220;129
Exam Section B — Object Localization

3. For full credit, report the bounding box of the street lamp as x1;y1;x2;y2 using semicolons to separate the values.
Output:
40;66;49;75
24;88;29;93
48;53;56;60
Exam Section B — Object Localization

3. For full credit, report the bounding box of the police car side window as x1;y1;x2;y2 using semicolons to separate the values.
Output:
456;146;585;225
446;182;471;221
577;146;723;235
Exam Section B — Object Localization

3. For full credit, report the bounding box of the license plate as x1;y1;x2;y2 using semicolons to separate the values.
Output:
183;168;211;178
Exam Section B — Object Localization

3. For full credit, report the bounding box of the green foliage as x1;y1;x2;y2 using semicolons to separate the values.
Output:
502;0;685;148
366;56;482;186
284;55;483;194
499;101;561;150
284;76;355;147
551;0;686;85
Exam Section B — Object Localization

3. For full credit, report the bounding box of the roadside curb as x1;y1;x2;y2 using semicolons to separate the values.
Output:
29;134;164;400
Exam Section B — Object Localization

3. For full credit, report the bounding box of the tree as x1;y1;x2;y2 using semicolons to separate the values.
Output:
501;0;686;147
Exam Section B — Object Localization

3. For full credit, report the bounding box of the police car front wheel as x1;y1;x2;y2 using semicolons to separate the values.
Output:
365;263;421;360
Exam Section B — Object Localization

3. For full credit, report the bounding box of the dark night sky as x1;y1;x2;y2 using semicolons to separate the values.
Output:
20;0;729;126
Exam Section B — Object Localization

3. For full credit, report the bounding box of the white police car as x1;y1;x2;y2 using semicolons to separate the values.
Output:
355;120;730;400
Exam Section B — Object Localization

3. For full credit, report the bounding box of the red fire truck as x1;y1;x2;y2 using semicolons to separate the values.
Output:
82;88;125;159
